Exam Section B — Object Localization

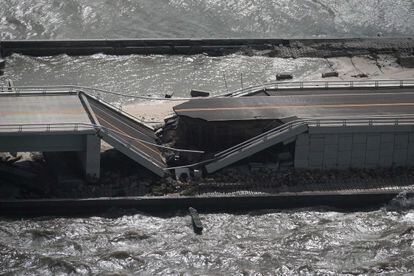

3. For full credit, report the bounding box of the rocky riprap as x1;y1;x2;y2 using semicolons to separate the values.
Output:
195;165;414;194
1;151;414;199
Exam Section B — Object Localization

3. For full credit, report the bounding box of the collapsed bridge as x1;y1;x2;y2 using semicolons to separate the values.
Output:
1;80;414;181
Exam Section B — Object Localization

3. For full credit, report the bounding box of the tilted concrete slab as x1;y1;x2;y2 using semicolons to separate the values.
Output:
99;133;166;177
0;91;168;179
206;123;308;173
83;93;167;177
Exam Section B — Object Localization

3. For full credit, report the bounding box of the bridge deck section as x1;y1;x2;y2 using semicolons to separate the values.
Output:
0;93;93;133
0;91;167;178
174;91;414;121
85;94;167;176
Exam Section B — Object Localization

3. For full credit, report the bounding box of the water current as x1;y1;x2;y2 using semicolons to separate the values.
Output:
1;53;330;101
1;0;414;39
1;203;414;275
1;1;414;274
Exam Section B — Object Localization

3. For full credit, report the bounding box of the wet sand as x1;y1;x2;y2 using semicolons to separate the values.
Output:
123;100;185;123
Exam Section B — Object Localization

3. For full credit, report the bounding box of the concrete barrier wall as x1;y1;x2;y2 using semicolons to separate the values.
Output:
0;191;407;216
1;37;413;57
294;126;414;169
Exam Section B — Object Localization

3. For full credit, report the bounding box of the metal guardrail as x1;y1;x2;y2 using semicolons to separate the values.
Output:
1;85;185;101
0;86;77;95
214;120;307;158
307;116;414;127
0;119;199;154
0;122;99;133
214;116;414;159
227;79;414;97
0;86;163;125
5;79;414;100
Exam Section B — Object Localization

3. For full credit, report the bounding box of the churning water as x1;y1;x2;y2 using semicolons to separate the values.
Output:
1;53;331;100
1;204;414;274
1;1;414;274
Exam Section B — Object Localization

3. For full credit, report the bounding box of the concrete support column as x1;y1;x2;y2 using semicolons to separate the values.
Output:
80;135;101;182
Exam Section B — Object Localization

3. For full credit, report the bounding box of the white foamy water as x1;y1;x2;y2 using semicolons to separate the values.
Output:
1;53;329;101
1;206;414;274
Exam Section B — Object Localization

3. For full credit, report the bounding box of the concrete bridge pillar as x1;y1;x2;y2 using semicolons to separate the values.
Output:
80;135;101;182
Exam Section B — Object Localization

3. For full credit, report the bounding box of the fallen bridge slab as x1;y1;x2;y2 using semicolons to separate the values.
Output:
83;93;168;177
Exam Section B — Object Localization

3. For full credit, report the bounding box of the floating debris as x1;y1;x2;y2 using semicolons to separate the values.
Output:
322;71;339;78
189;207;203;234
276;73;293;80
